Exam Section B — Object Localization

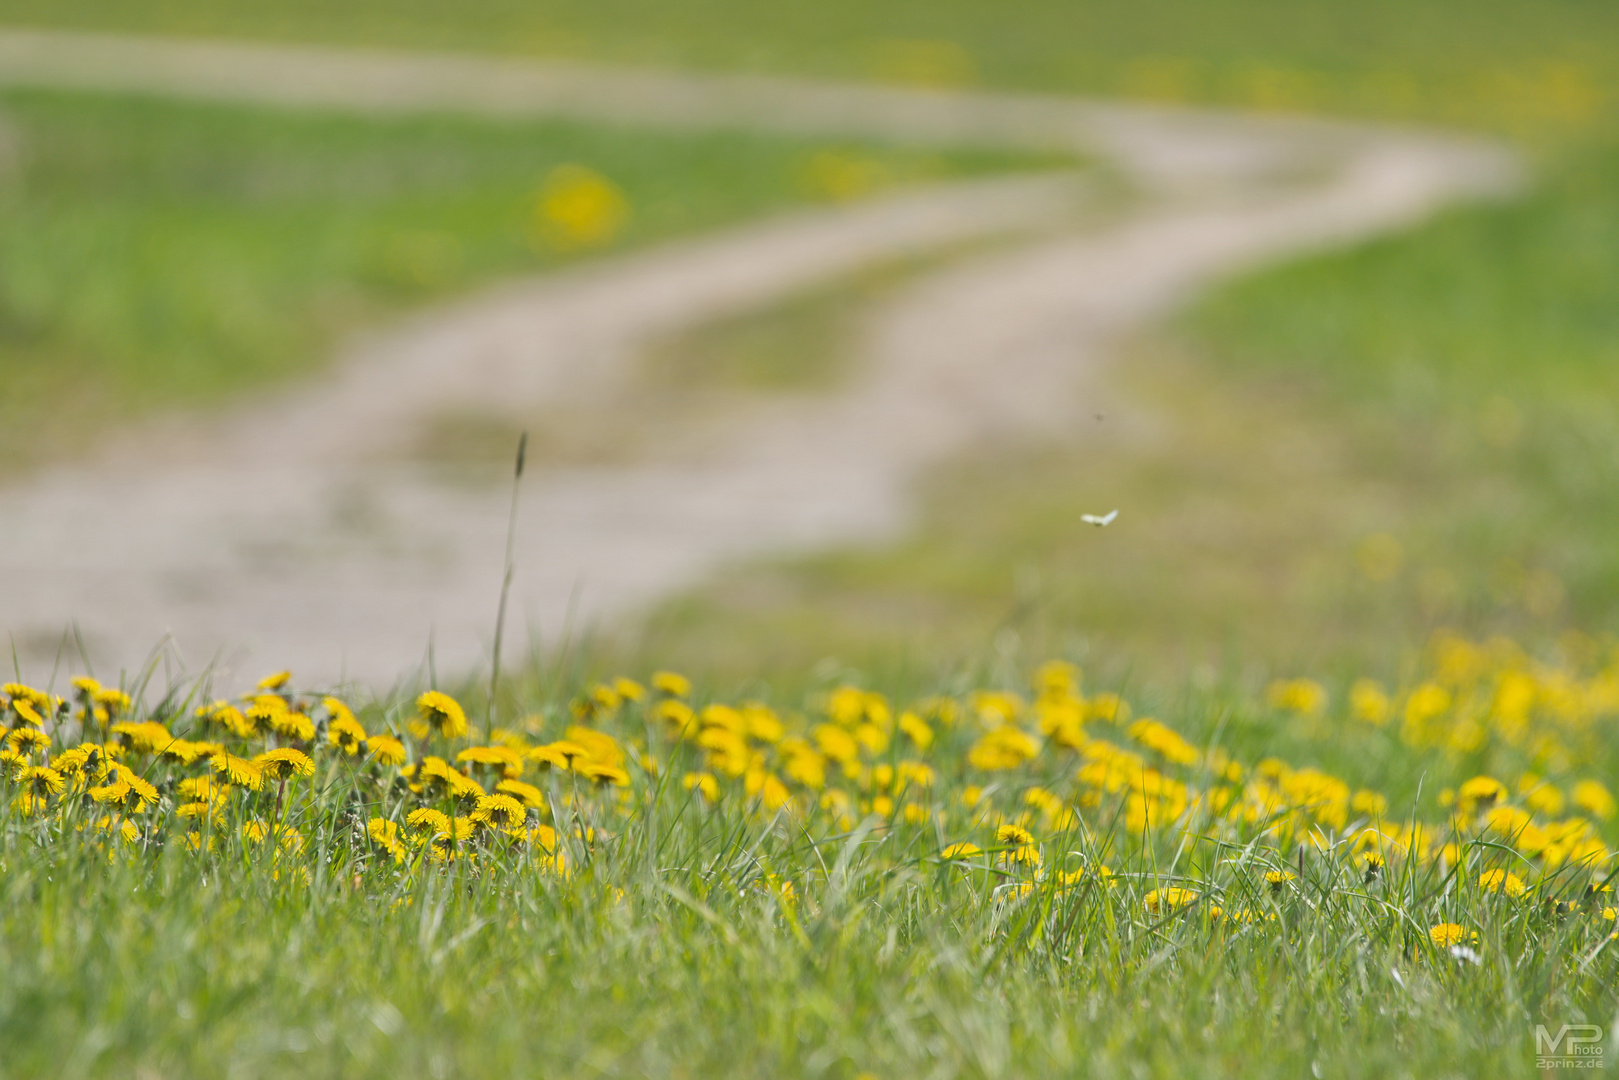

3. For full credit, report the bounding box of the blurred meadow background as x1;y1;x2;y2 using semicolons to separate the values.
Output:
6;5;1619;1080
1;0;1617;689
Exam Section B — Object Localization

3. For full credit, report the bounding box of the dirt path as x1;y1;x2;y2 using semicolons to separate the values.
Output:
0;30;1518;689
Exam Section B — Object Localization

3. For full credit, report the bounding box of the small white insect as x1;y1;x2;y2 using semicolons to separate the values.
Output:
1081;510;1119;527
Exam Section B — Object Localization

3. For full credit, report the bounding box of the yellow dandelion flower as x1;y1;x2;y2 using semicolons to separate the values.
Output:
416;691;469;740
328;712;368;755
965;726;1040;771
1143;887;1199;915
456;745;525;775
940;842;982;860
242;820;304;852
533;163;628;251
176;800;220;821
530;740;591;771
212;751;265;791
1456;775;1508;813
1429;922;1476;947
4;682;49;711
495;778;547;809
178;775;226;801
89;767;159;813
563;726;624;768
683;772;721;803
652;670;691;698
1349;678;1391;725
1060;864;1116;889
742;703;784;744
580;762;630;787
406;807;452;837
414;755;456;790
17;765;65;798
366;734;407;766
1035;659;1081;700
367;818;407;862
996;823;1035;847
1265;870;1297;889
160;739;216;766
196;701;254;739
245;698;286;735
1477;868;1527;897
613;677;646;703
109;721;174;755
256;671;292;691
446;770;486;800
5;727;50;755
267;710;315;743
1005;844;1043;867
254;748;315;780
1266;678;1327;715
1351;790;1389;817
435;816;478;845
901;803;932;825
898;711;934;750
88;814;141;844
1127;719;1201;767
1572;780;1616;822
323;695;359;727
51;744;110;780
812;724;860;765
651;699;697;736
471;793;526;830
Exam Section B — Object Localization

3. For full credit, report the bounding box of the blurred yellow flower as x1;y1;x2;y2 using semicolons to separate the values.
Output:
1477;868;1526;897
1143;888;1199;915
1429;923;1476;947
533;164;628;251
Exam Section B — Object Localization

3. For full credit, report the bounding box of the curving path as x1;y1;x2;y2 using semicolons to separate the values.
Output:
0;30;1519;689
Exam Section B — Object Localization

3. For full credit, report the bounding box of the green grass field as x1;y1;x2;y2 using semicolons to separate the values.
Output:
0;88;1047;468
5;3;1619;1076
3;0;1617;139
1;649;1615;1079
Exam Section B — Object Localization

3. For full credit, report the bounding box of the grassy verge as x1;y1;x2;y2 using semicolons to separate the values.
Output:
1;0;1616;140
1;640;1615;1078
0;88;1053;467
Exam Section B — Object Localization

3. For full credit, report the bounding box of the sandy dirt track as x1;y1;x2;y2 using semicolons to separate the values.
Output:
0;30;1518;689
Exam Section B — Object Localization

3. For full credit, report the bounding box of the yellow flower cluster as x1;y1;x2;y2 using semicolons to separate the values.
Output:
2;633;1616;955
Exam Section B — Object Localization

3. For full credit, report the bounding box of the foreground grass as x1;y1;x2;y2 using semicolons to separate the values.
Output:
1;638;1615;1078
0;88;1048;467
